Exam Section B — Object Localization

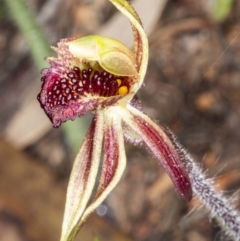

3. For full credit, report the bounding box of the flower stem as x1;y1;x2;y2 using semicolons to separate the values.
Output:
186;155;240;240
170;132;240;240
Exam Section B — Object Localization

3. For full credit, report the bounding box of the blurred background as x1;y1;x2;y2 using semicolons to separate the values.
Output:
0;0;240;240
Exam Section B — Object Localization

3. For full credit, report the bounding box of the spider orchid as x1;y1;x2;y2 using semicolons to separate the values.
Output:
38;0;192;241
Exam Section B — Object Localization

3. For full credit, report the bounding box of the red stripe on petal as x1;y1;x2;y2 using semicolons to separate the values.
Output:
100;125;119;191
121;106;192;202
61;113;104;241
65;118;95;209
81;118;96;186
79;112;126;224
133;115;192;202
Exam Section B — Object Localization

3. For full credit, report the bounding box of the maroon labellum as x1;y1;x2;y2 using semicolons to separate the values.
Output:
37;42;131;127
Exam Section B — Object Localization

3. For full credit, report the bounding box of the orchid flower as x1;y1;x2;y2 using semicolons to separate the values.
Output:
37;0;192;241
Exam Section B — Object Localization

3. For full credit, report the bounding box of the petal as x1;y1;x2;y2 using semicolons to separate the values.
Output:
120;105;192;202
60;112;104;241
109;0;149;92
79;108;127;226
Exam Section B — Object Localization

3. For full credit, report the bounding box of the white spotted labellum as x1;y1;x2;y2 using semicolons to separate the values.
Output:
37;1;192;241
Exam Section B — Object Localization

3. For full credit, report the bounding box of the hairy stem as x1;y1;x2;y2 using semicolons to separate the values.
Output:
170;131;240;240
186;155;240;240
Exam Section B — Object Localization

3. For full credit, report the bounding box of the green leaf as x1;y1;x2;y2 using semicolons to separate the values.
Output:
4;0;53;69
212;0;234;22
93;236;100;241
